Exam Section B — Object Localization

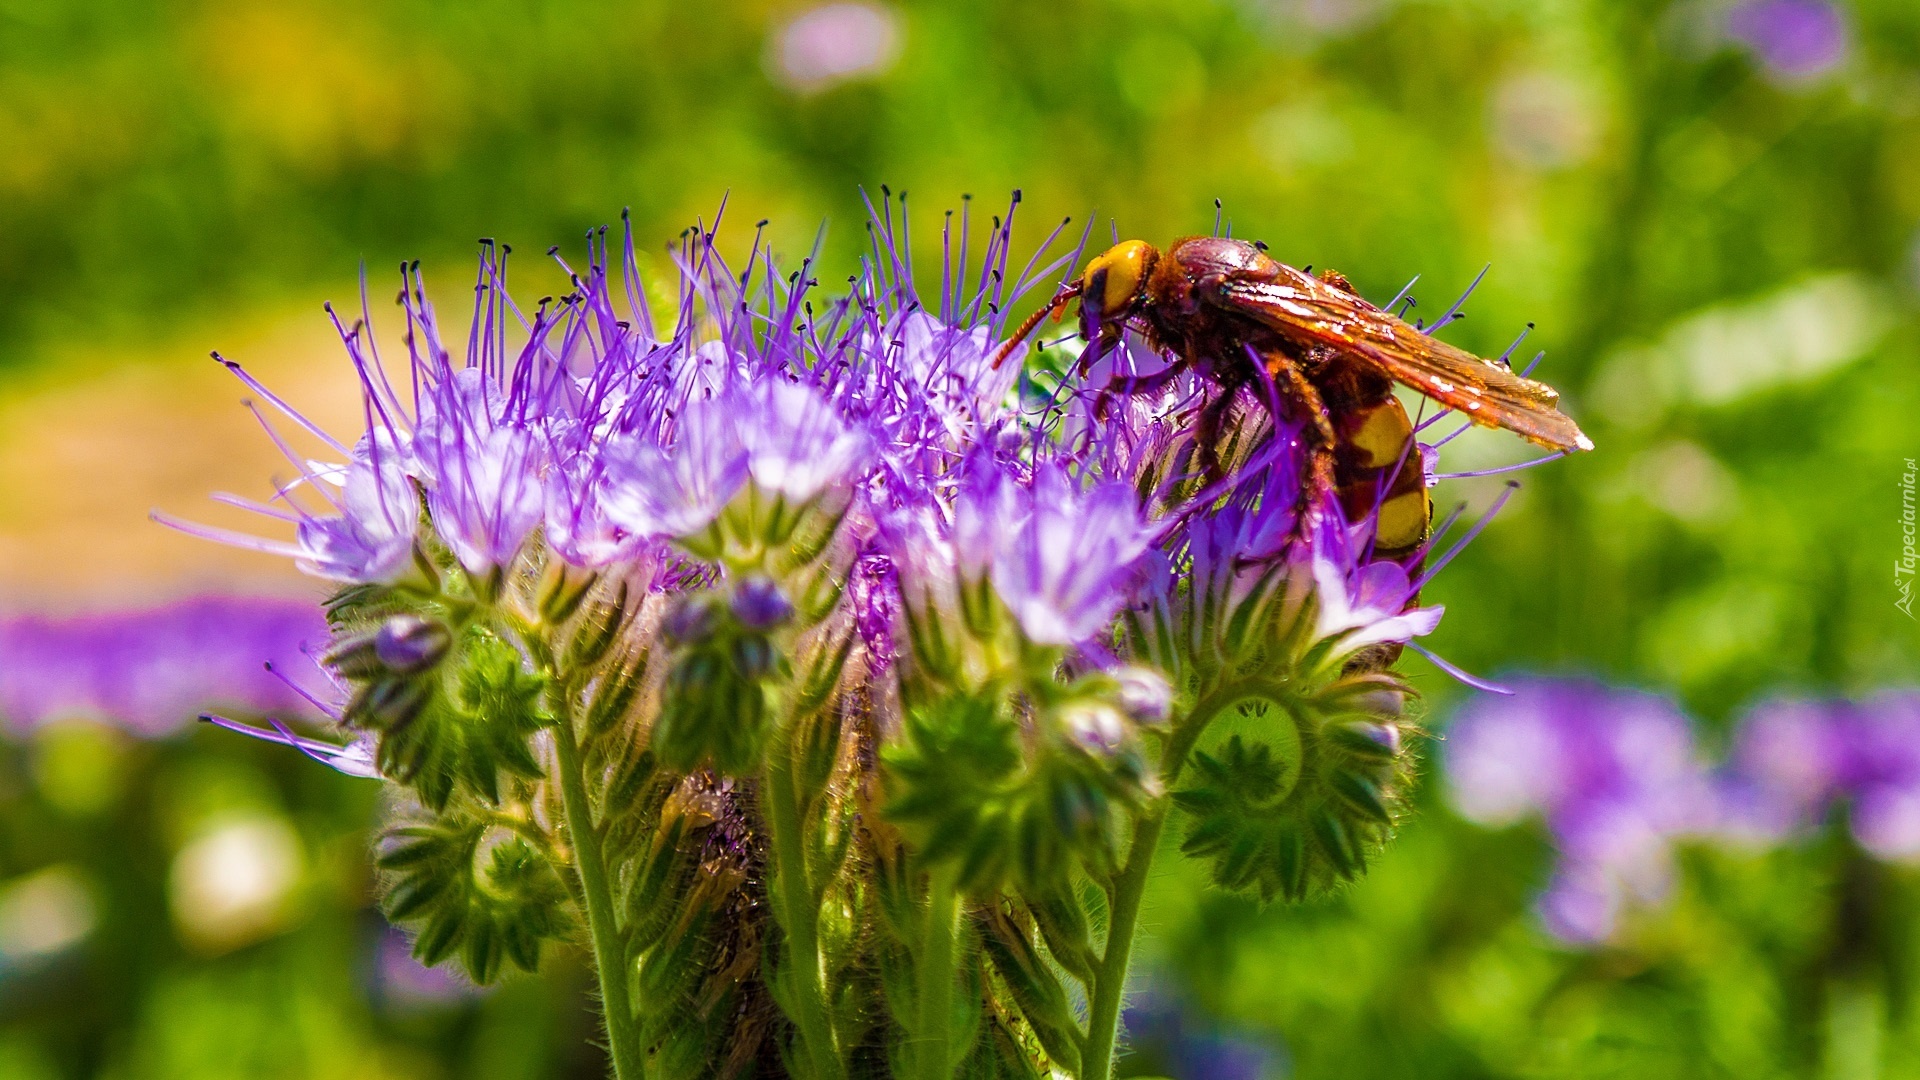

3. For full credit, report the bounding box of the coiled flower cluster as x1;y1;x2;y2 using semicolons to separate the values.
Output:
172;194;1524;1080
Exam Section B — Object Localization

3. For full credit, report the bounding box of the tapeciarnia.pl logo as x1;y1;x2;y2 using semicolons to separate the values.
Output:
1900;457;1917;620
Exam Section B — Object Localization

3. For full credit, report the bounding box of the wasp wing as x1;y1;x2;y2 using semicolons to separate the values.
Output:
1211;274;1593;453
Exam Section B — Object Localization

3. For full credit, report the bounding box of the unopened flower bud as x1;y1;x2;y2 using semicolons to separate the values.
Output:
374;615;451;674
730;574;794;630
731;635;777;681
1061;701;1130;755
348;677;433;731
663;594;723;645
1328;720;1402;762
1114;666;1173;726
323;632;385;679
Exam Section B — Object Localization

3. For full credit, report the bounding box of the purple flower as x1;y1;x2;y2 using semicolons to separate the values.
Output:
1445;679;1714;945
731;575;796;630
413;371;545;574
889;311;1022;444
375;926;482;1007
960;462;1153;647
1721;692;1920;860
291;435;418;584
542;453;640;569
733;378;874;503
1727;0;1848;82
202;713;379;779
1308;511;1444;657
770;2;902;92
0;597;333;738
601;403;749;542
1122;986;1278;1080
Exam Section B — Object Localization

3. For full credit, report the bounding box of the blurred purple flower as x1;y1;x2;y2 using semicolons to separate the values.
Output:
0;597;332;738
770;3;902;92
374;926;482;1008
1445;679;1715;945
1721;692;1920;860
1122;985;1277;1080
1727;0;1848;82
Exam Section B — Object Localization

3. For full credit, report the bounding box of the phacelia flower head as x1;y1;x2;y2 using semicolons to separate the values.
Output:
166;192;1585;1078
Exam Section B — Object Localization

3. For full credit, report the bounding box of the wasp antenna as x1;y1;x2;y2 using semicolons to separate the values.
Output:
989;282;1082;370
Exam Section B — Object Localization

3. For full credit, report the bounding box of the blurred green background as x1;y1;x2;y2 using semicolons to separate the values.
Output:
2;0;1918;1076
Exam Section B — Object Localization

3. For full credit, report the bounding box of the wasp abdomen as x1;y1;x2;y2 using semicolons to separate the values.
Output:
1332;395;1430;562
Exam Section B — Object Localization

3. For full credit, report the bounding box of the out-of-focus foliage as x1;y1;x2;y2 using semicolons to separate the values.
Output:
2;0;1918;1077
0;721;606;1079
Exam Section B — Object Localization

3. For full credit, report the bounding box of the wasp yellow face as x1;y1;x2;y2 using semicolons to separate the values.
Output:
1080;240;1158;324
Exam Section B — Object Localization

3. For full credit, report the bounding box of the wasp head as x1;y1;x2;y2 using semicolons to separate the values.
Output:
1078;240;1158;349
987;239;1161;373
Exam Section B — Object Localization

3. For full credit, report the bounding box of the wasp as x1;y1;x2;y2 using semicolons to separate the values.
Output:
993;236;1593;562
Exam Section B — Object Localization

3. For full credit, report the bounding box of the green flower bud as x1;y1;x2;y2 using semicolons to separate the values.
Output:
374;615;452;674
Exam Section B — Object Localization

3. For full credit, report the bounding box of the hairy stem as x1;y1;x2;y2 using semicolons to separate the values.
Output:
1081;686;1245;1080
553;712;647;1080
917;864;963;1080
765;734;846;1080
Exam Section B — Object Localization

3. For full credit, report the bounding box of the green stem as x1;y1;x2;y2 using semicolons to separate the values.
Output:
1081;687;1243;1080
917;865;963;1080
765;737;846;1080
1081;806;1166;1080
553;713;647;1080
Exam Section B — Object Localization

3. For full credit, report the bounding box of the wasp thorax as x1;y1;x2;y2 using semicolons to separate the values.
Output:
1082;239;1157;317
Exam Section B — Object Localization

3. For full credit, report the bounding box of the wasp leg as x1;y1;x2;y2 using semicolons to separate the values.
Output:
1193;384;1242;482
1260;349;1338;558
1093;362;1188;422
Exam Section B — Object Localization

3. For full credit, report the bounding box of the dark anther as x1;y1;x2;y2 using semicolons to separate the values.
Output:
547;246;560;256
881;183;891;197
757;218;769;228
